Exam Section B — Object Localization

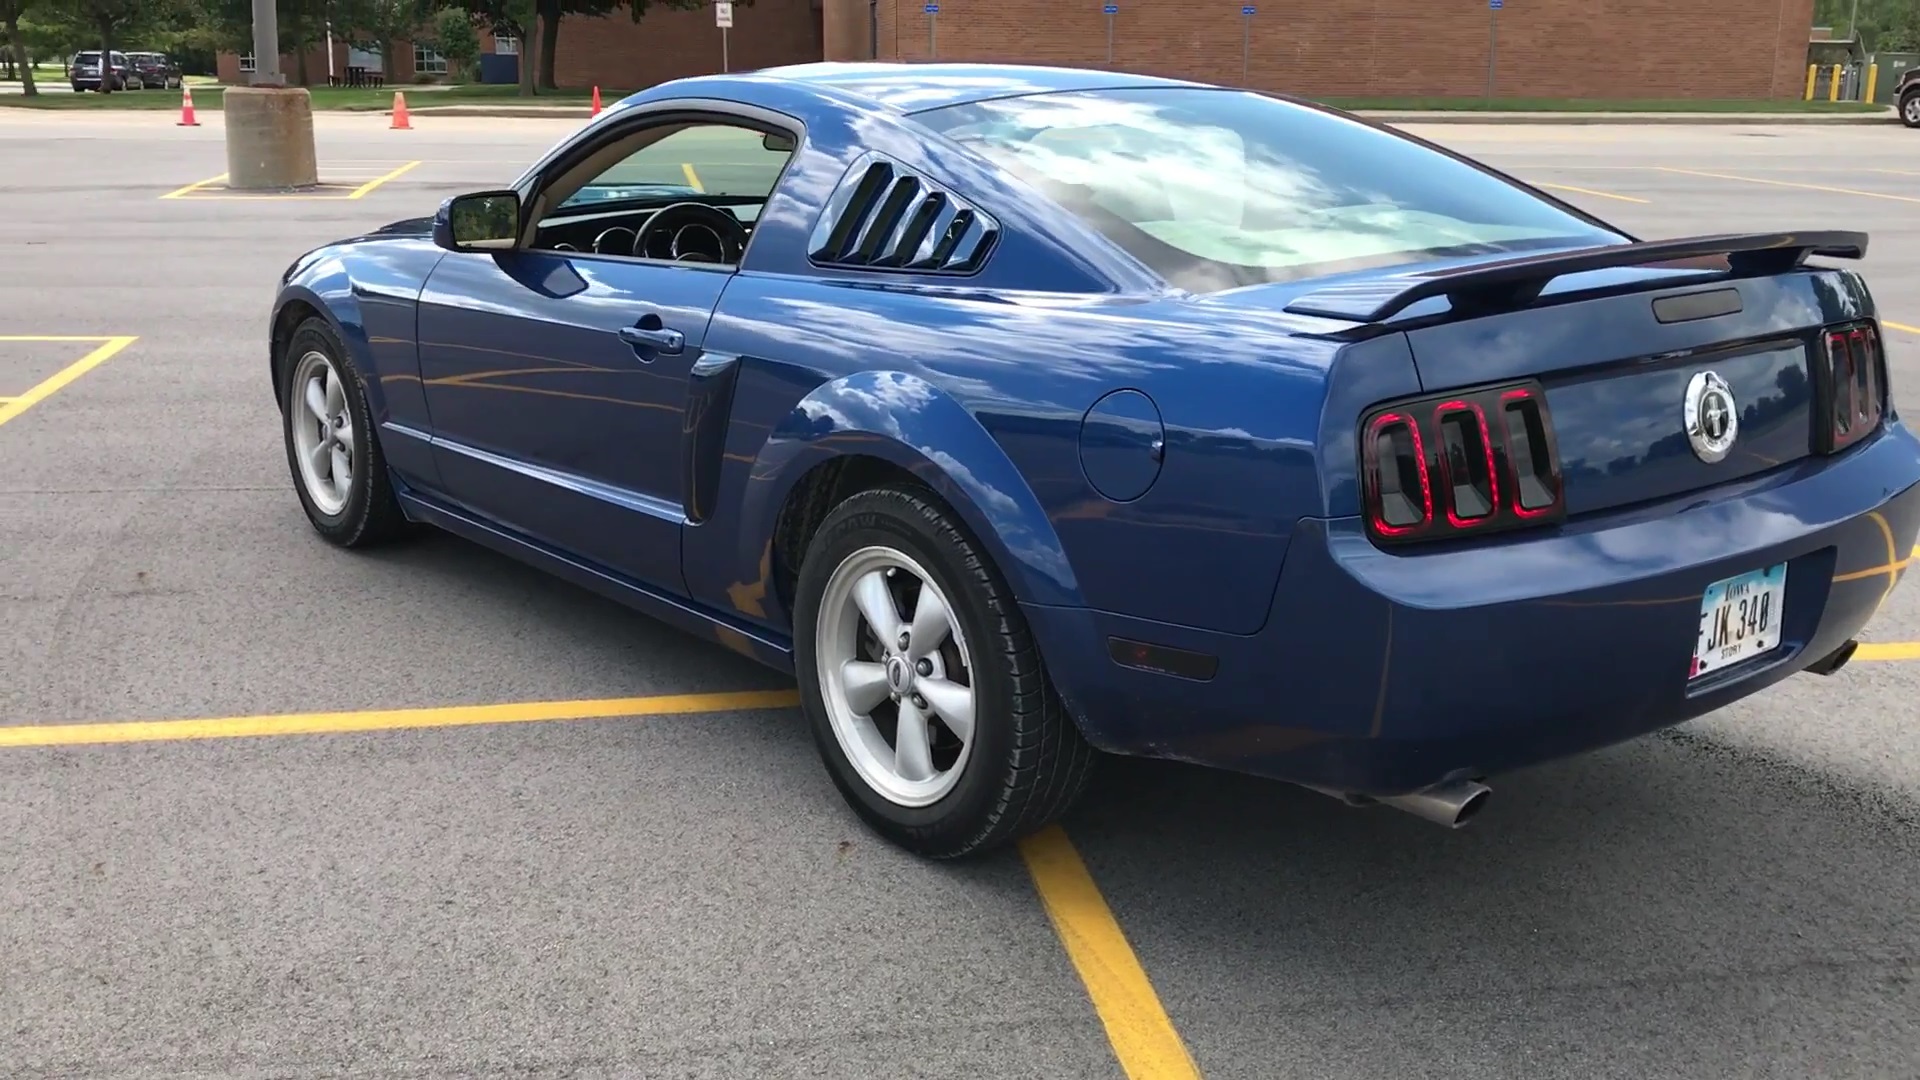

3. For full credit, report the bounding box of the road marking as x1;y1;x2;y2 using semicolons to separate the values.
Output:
1651;166;1920;205
1020;825;1202;1080
1884;321;1920;335
159;171;226;199
0;336;137;430
1854;641;1920;662
1537;182;1650;204
0;689;801;748
347;159;422;199
682;162;704;191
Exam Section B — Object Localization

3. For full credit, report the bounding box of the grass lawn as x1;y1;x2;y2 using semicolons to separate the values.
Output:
0;82;595;110
1313;96;1887;113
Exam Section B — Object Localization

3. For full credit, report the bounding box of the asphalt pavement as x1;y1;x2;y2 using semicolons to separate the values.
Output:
1;108;1917;1079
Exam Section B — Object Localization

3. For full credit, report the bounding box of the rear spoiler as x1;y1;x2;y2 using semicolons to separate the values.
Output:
1282;230;1869;324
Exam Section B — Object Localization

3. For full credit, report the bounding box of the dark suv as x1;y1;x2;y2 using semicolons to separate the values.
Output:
127;52;181;90
69;50;133;91
1901;66;1920;128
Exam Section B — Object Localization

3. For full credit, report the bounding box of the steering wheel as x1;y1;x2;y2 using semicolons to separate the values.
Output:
633;202;750;264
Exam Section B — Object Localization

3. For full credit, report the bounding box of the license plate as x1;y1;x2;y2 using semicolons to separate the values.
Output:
1691;563;1787;679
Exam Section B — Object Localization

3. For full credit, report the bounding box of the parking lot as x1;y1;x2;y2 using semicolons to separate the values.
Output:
3;107;1919;1079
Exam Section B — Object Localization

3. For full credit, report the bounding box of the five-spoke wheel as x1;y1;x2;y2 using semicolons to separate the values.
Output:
278;315;408;547
794;484;1096;859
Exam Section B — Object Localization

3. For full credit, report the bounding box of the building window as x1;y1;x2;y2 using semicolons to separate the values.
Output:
413;44;447;75
493;36;518;55
239;52;255;72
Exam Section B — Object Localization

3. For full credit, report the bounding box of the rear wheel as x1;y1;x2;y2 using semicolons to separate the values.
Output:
1902;90;1920;129
793;485;1096;859
278;316;409;548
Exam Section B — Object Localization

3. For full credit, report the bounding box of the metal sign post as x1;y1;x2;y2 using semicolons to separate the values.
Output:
1486;0;1502;101
1104;3;1117;65
1241;5;1255;84
925;3;939;58
715;1;733;73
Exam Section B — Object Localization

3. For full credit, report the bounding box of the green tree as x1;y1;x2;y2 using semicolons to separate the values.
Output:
0;0;41;94
465;0;535;95
428;3;476;79
335;0;433;82
40;0;176;93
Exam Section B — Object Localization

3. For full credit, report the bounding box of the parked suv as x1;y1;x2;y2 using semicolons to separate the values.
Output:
1900;67;1920;128
70;50;135;91
127;52;181;90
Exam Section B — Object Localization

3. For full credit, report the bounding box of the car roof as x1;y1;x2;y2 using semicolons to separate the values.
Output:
743;61;1215;114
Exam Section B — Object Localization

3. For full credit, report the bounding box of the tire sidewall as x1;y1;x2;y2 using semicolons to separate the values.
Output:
795;490;1019;839
279;319;378;543
1904;91;1920;128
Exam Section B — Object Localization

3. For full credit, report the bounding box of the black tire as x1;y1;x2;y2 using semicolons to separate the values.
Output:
277;316;410;548
793;484;1097;859
1902;90;1920;129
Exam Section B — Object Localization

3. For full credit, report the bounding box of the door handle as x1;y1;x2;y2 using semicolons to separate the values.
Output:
618;324;685;355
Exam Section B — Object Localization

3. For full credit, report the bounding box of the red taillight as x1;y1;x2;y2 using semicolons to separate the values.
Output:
1360;380;1565;546
1818;322;1886;454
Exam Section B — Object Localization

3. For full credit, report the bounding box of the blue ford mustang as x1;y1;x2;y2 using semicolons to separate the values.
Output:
270;62;1920;857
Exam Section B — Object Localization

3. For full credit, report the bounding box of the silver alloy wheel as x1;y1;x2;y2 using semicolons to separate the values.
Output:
289;349;355;517
1906;95;1920;125
815;545;977;807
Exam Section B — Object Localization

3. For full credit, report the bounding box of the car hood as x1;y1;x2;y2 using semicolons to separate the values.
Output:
370;215;434;237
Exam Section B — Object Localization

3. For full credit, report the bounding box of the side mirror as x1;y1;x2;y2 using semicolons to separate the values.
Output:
434;190;522;252
762;131;796;153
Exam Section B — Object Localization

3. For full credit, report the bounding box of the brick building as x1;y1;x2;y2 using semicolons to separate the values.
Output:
221;0;1815;100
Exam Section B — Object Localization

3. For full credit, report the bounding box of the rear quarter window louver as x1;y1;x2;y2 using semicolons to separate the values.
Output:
807;151;999;275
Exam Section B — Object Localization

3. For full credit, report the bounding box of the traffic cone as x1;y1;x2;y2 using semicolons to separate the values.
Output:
176;84;199;126
591;85;602;116
389;90;411;130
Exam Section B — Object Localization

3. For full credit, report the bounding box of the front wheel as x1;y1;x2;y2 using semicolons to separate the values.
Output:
1902;91;1920;129
793;485;1097;859
278;316;410;547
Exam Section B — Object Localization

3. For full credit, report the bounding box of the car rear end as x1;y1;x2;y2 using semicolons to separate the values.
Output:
911;83;1920;798
69;51;127;91
1278;246;1920;795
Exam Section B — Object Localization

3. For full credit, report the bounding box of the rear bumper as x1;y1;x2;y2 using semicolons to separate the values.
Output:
1025;420;1920;795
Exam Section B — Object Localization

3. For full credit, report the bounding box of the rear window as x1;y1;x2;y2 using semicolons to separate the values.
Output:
912;87;1626;292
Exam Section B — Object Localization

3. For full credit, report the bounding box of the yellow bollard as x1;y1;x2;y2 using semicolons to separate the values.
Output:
1806;63;1818;100
1829;64;1842;101
1866;63;1879;103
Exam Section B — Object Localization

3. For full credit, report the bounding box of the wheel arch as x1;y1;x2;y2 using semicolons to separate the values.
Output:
743;371;1084;626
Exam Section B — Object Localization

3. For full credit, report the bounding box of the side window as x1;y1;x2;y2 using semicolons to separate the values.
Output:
529;121;797;265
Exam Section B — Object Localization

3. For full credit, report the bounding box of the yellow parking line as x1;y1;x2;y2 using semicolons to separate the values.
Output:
159;171;227;199
682;162;704;191
0;689;801;748
1537;182;1650;204
0;336;137;430
1884;321;1920;335
1020;825;1202;1080
1651;166;1920;205
347;159;423;199
1854;641;1920;662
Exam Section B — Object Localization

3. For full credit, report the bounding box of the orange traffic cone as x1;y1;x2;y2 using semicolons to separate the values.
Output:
591;85;602;116
389;90;411;130
176;84;199;127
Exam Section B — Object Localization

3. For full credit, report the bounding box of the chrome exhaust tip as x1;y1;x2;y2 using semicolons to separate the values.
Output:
1376;779;1492;829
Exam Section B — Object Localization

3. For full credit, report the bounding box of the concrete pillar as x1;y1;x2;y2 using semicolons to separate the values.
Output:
223;86;318;190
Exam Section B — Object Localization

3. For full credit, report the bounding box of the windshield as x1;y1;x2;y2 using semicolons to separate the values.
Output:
912;87;1626;292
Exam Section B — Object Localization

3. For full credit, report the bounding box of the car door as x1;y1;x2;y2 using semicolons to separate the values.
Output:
414;115;795;596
